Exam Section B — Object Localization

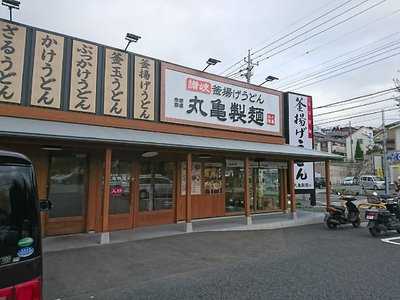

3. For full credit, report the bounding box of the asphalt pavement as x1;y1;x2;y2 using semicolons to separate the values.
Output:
43;223;400;300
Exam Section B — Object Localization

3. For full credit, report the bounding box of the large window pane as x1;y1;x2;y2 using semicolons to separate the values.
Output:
139;161;174;212
250;163;281;212
48;154;87;218
225;160;244;213
109;159;131;214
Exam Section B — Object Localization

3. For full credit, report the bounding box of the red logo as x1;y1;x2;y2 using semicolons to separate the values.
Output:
111;185;124;197
266;113;275;125
186;78;211;94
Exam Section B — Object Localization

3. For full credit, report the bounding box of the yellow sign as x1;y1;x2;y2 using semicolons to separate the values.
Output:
0;21;26;104
134;56;155;120
69;40;98;113
31;31;64;109
104;48;128;117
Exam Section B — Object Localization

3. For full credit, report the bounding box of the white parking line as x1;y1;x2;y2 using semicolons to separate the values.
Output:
381;236;400;245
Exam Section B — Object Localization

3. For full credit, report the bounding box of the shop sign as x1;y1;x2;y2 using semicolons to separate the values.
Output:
0;20;26;104
134;56;155;120
388;151;400;162
31;31;64;109
287;93;314;190
104;48;128;117
161;64;282;135
259;161;288;169
226;159;244;168
69;40;98;113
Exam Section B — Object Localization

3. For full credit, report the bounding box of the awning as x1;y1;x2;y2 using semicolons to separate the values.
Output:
0;117;342;161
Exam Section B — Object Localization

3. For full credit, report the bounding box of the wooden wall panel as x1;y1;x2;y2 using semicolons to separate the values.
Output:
46;217;85;236
136;211;175;227
191;194;225;219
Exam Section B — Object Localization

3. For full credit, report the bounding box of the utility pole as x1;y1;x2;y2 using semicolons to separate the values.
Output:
382;109;389;194
241;49;258;83
349;121;353;162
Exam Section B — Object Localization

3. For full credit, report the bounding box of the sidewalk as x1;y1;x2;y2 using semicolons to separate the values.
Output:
42;210;325;253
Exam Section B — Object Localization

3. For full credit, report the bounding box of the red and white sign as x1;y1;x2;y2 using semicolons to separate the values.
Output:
161;64;282;135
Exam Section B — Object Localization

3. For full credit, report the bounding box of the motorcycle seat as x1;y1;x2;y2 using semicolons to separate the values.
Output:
331;205;345;211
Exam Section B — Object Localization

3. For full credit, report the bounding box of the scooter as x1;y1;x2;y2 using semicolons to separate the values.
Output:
365;195;400;237
325;194;361;229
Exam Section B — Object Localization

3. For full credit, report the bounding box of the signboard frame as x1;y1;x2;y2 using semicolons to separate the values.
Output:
284;92;316;203
160;62;284;137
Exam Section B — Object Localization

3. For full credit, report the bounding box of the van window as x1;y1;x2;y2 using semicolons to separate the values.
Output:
0;165;39;267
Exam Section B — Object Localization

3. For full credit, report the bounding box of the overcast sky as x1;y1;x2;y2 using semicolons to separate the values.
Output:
4;0;400;128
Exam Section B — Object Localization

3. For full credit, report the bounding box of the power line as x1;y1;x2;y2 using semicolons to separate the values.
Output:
291;50;400;90
315;106;399;125
275;31;400;88
219;0;349;76
314;87;397;109
270;8;400;79
253;0;386;66
251;0;356;57
314;96;396;117
282;42;400;90
224;0;372;78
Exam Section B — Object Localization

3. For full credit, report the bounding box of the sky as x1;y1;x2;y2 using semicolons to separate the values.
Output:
4;0;400;128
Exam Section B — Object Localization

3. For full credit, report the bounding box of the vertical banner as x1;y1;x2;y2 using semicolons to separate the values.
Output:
104;48;128;117
31;31;64;109
69;40;98;113
180;161;202;195
134;56;155;120
287;93;315;190
0;20;26;104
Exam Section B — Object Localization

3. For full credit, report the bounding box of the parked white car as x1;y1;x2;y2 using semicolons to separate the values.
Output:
359;175;385;190
343;176;355;185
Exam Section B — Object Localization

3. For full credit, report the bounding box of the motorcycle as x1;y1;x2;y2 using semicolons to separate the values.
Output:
325;194;361;229
365;194;400;237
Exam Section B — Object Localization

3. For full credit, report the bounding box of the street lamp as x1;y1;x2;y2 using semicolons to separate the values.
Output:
124;33;141;51
202;58;221;72
259;75;279;86
2;0;20;21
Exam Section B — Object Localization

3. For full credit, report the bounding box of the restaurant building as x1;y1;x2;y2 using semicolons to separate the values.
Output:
0;19;338;240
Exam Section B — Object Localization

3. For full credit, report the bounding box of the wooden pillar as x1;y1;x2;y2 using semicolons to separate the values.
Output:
185;153;192;232
100;148;112;243
244;157;251;225
288;160;296;213
86;153;100;232
325;160;331;209
282;168;288;211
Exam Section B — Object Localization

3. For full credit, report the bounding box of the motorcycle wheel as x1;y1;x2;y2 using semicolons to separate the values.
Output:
369;226;381;237
352;218;361;228
326;217;337;229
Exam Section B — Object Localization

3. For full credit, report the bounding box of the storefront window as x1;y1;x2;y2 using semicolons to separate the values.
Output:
139;161;174;211
109;159;132;214
250;162;282;212
204;162;223;194
225;160;244;213
48;153;87;218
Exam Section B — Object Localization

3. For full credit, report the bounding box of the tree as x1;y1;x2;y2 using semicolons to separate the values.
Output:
355;140;364;161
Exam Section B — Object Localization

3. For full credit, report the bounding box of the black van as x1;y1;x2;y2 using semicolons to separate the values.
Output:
0;151;42;299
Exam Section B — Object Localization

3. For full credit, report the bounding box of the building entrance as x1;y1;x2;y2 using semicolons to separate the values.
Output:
46;153;88;235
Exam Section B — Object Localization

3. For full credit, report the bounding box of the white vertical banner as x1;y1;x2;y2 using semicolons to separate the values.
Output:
287;93;314;190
